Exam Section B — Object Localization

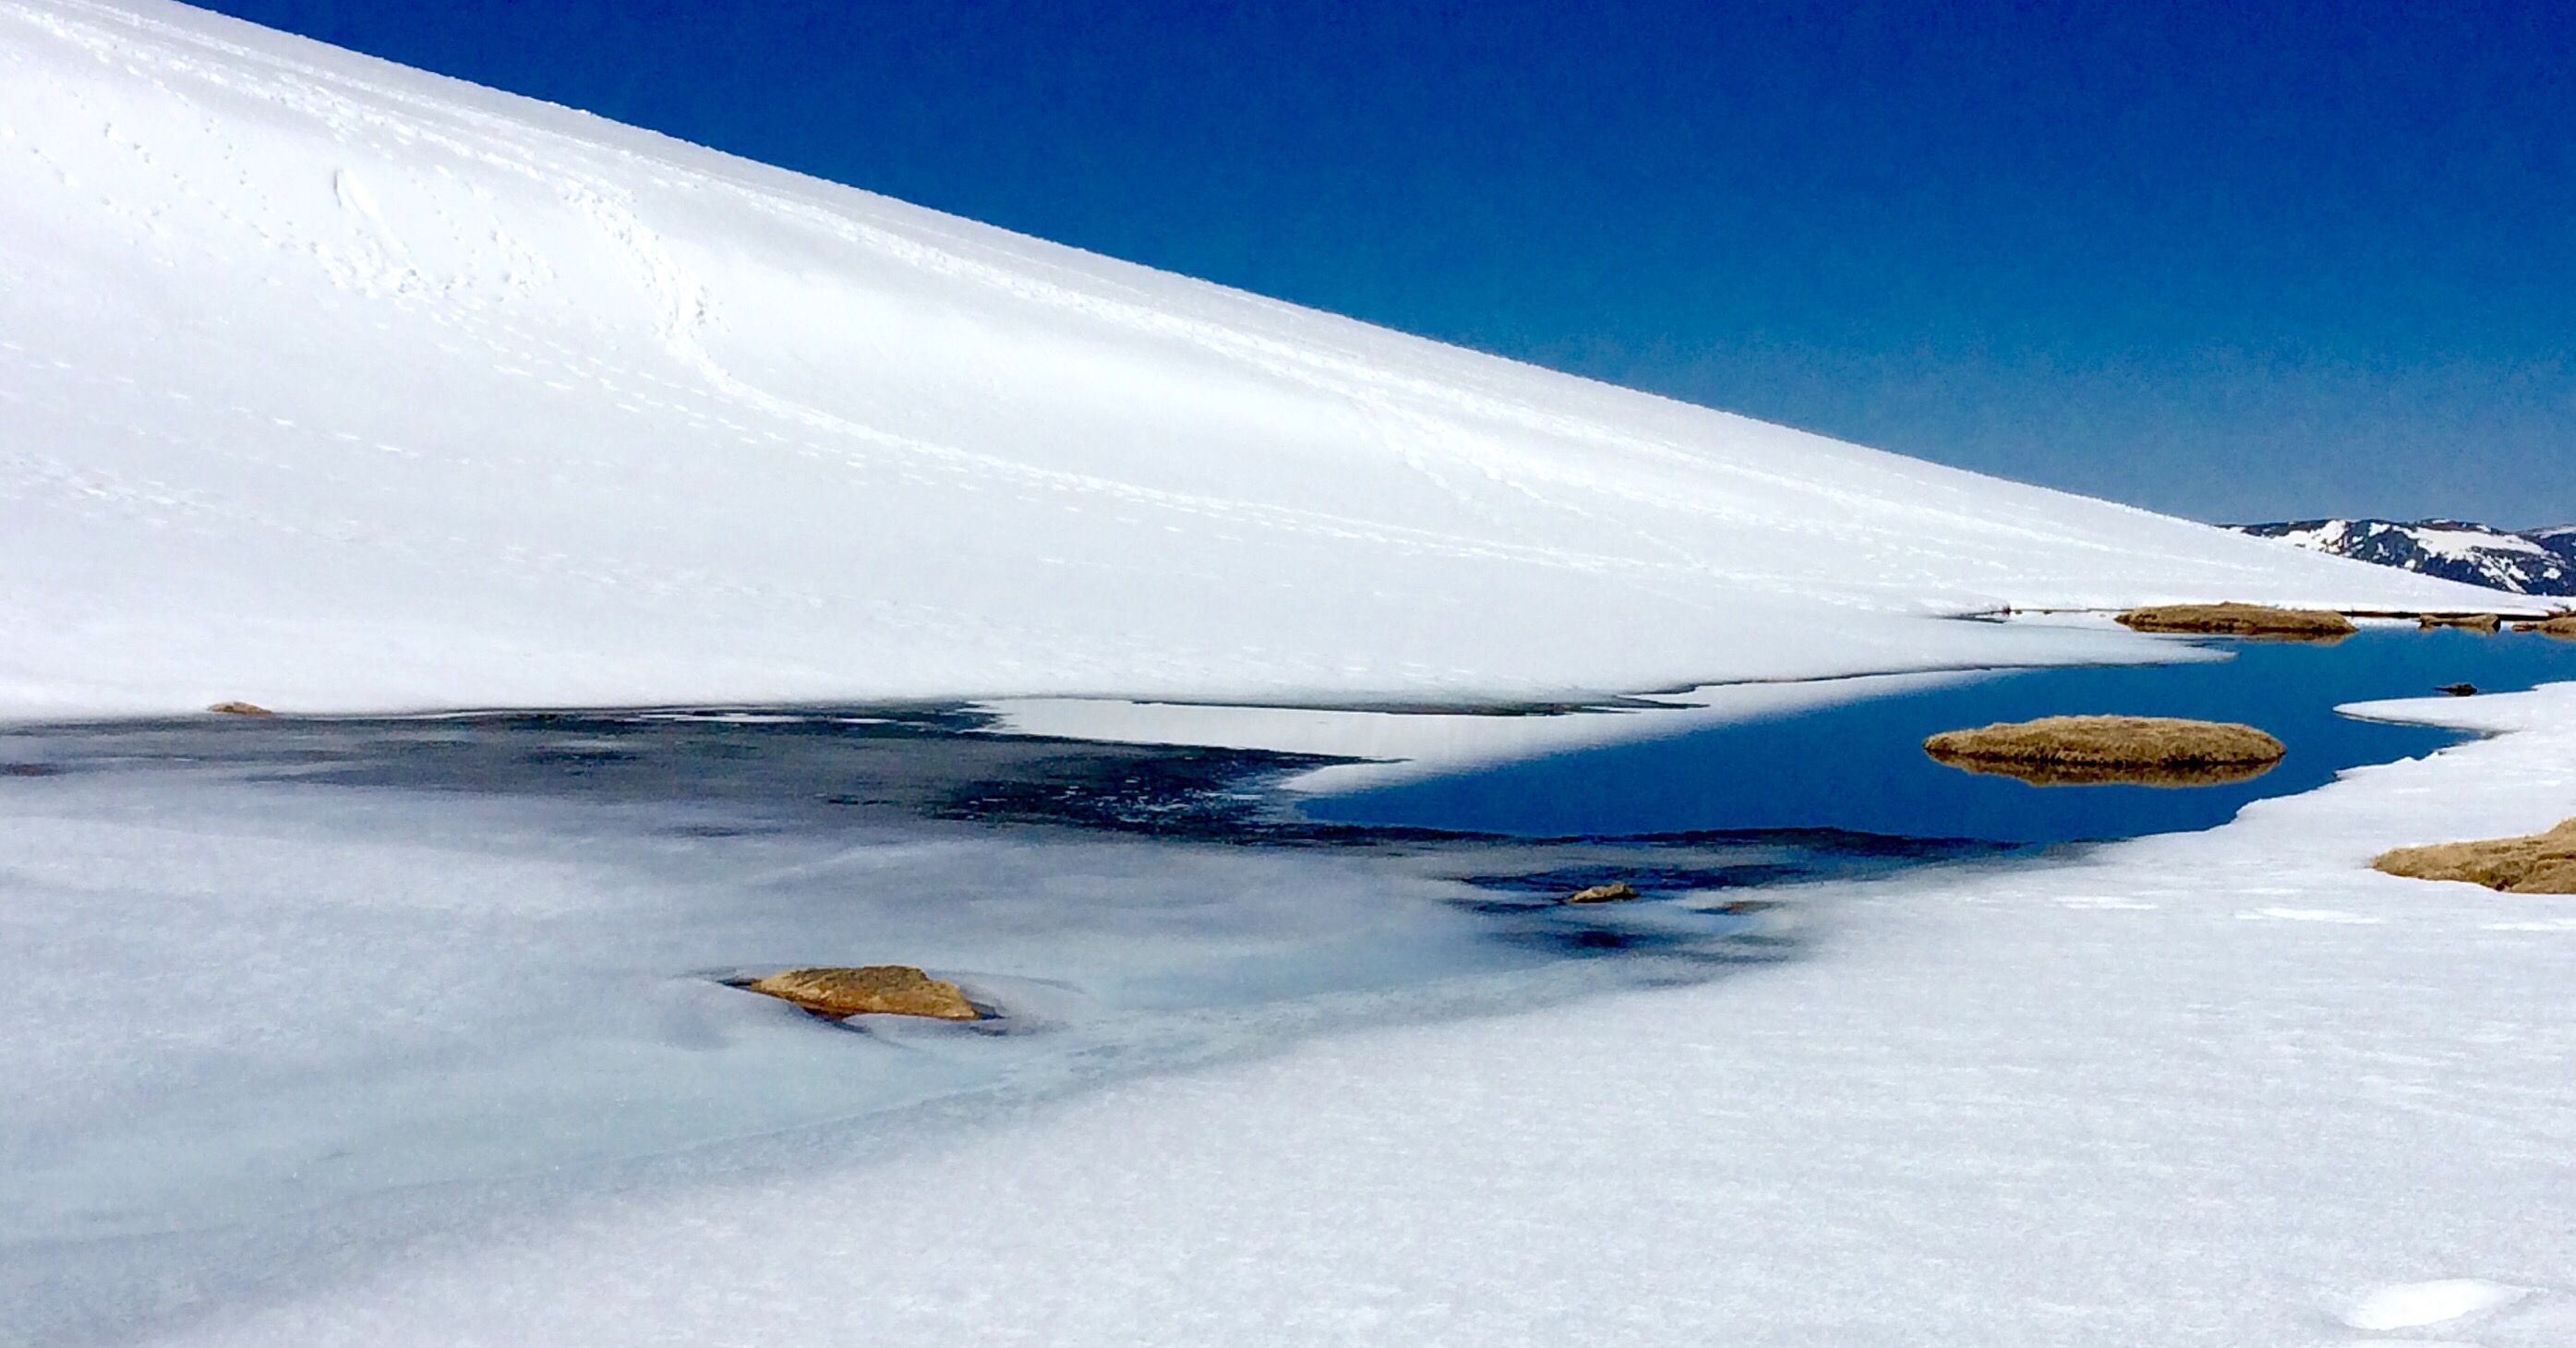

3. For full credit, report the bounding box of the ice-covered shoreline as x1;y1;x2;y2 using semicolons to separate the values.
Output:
113;686;2576;1348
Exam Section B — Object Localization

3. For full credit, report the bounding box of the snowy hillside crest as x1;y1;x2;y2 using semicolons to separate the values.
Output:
0;0;2521;716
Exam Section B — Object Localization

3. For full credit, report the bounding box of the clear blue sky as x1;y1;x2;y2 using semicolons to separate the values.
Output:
199;0;2575;526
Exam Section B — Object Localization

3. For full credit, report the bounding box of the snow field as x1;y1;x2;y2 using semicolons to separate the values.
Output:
0;0;2522;720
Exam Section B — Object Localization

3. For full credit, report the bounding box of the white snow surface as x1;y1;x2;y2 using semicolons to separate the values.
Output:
981;668;1992;792
2341;1279;2530;1332
2266;520;2556;563
87;678;2576;1348
2408;526;2556;561
0;0;2519;719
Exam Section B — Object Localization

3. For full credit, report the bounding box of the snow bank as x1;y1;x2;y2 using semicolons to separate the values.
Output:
0;0;2521;718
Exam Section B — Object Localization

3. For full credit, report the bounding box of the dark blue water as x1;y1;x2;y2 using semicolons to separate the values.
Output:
1306;628;2576;844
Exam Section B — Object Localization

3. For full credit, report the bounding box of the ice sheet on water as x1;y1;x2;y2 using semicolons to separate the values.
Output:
71;685;2576;1348
0;706;1968;1342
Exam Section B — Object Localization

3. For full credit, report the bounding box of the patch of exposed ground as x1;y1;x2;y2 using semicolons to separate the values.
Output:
2114;603;2356;639
1924;715;2285;788
742;966;981;1020
2373;819;2576;894
2513;615;2576;639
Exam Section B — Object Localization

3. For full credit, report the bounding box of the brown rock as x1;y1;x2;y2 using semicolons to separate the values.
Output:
206;701;275;716
744;966;980;1020
2373;819;2576;894
1566;882;1639;904
2113;603;2355;640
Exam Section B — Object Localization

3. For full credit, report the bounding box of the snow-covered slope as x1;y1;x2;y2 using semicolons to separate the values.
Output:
2228;518;2576;596
0;0;2517;717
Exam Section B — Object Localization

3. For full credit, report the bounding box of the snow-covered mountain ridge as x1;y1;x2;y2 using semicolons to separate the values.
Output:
2226;519;2576;597
0;0;2520;716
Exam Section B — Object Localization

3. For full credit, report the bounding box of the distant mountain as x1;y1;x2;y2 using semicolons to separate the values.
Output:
2226;519;2576;596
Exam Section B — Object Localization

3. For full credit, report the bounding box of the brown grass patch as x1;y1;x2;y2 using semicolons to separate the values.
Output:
2418;612;2502;632
2515;615;2576;639
1923;715;2285;788
744;966;980;1020
2114;603;2356;639
2372;819;2576;894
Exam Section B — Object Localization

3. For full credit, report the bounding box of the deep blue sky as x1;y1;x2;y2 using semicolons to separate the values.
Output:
200;0;2574;525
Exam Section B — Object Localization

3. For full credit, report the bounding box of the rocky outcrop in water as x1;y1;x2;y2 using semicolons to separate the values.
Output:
1923;715;2285;788
744;966;980;1020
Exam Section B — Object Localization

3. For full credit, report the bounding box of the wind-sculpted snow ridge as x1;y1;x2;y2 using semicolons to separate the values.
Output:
0;0;2521;717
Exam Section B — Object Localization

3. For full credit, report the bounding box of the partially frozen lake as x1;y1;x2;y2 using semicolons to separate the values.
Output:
6;624;2573;1342
1318;626;2576;842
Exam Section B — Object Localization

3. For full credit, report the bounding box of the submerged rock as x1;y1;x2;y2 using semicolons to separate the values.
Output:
2372;818;2576;894
744;966;980;1020
206;701;275;716
2417;612;2502;632
1565;882;1640;904
1923;715;2285;788
2113;603;2355;639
